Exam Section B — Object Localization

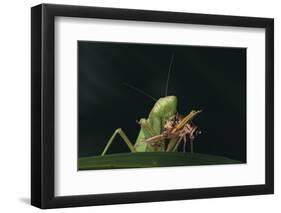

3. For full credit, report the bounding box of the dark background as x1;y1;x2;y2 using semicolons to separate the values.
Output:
78;41;246;162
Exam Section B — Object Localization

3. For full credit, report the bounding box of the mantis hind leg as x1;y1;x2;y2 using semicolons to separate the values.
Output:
101;128;135;156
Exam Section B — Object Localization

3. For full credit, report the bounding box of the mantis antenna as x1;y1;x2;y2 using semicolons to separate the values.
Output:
165;53;175;96
124;52;175;101
124;82;157;101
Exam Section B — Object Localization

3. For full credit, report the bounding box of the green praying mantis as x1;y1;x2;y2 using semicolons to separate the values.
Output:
101;54;202;156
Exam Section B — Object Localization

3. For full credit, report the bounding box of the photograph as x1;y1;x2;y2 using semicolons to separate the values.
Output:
78;41;247;170
29;3;274;209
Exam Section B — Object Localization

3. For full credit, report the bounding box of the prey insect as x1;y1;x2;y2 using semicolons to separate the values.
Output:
101;54;202;156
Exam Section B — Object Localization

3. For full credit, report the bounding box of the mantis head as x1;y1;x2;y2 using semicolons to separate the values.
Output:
150;95;178;120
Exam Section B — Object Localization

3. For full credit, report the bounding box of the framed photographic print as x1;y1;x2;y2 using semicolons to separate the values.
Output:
31;3;274;209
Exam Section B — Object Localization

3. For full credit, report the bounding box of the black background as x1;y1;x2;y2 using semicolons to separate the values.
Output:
78;41;246;162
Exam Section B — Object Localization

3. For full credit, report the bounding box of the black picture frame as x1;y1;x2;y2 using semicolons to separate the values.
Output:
31;3;274;209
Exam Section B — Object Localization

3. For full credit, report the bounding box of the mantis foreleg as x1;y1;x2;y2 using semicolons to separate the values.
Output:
101;128;135;156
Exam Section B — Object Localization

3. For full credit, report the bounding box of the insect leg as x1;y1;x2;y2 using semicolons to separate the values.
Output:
166;138;178;152
190;138;194;153
101;128;135;156
172;137;183;152
183;136;187;153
